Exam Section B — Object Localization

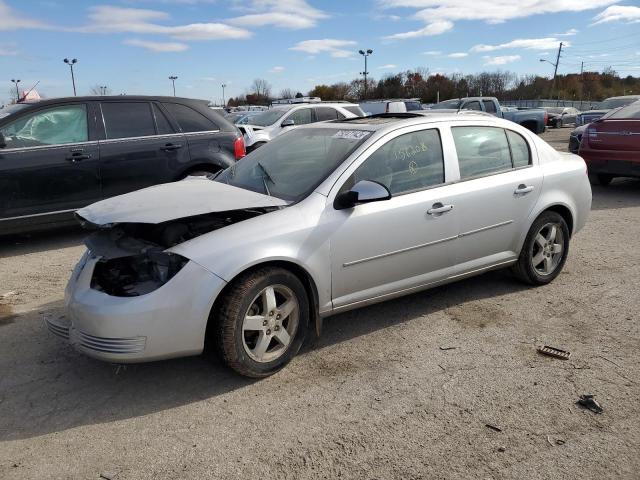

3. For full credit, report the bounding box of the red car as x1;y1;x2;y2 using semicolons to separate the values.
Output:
579;101;640;185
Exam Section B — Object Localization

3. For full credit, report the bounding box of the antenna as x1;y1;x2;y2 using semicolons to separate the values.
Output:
20;80;40;102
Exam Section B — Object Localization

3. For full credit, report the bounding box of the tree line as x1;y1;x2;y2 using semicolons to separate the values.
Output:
228;68;640;106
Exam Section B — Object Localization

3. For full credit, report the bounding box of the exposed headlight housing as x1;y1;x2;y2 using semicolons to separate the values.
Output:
91;251;188;297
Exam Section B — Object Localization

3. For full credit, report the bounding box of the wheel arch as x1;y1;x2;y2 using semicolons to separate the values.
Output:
175;163;223;181
544;204;574;236
205;259;323;350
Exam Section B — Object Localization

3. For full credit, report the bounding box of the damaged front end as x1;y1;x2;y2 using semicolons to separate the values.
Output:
80;208;273;297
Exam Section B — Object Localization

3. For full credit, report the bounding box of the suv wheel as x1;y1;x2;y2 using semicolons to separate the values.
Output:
212;268;308;378
512;211;570;285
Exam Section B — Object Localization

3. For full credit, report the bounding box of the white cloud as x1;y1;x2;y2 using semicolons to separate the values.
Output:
290;39;357;58
471;37;567;52
423;50;442;55
483;54;521;65
379;0;618;39
0;42;18;56
0;0;49;30
269;66;285;73
229;0;328;29
77;6;252;40
553;28;579;36
592;5;640;24
383;20;453;39
378;64;398;69
448;52;468;58
124;38;189;52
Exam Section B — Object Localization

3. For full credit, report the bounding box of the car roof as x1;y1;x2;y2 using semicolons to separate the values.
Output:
8;95;210;113
297;112;510;133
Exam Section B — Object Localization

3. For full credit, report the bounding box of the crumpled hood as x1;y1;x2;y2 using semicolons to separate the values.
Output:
77;177;288;226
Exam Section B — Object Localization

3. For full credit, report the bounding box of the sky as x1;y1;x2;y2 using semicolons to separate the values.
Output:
1;0;640;105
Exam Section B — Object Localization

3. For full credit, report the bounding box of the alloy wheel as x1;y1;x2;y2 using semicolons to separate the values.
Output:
531;222;565;276
242;284;299;363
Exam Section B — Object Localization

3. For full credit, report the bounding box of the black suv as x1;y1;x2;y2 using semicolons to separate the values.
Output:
0;96;245;234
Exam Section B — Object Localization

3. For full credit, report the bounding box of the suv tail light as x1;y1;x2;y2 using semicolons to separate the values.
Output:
234;136;246;160
585;125;597;146
543;111;548;125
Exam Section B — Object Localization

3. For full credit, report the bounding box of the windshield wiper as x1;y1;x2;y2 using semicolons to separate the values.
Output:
256;161;276;196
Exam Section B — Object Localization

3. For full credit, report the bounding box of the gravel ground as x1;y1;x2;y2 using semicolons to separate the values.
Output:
1;128;639;479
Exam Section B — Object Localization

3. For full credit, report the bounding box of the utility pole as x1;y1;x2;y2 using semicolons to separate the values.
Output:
551;42;563;99
169;75;178;96
221;83;227;106
579;61;584;105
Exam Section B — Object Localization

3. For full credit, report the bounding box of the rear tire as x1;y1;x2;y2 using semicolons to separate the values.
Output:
212;267;309;378
588;173;613;186
512;211;570;286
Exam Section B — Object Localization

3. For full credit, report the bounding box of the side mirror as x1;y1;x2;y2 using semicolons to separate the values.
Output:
0;132;6;148
334;180;391;210
281;119;295;128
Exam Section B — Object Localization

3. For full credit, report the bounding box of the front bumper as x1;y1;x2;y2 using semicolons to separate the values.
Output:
47;252;227;363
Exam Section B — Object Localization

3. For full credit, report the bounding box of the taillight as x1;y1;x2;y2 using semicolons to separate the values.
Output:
544;112;548;125
234;136;246;160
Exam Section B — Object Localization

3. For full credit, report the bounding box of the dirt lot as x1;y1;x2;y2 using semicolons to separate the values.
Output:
1;128;639;479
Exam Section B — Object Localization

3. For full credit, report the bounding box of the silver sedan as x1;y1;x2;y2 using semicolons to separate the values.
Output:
52;113;592;377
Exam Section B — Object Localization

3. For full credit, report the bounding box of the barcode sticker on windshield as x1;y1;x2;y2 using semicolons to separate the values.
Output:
332;130;371;140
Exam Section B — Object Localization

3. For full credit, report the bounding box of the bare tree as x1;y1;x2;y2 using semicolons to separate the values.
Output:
250;78;272;100
279;88;295;99
7;87;18;104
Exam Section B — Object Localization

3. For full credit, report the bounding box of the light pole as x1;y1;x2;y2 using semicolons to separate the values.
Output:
100;85;108;96
169;75;178;96
10;79;20;102
63;58;77;96
358;49;373;100
221;83;227;106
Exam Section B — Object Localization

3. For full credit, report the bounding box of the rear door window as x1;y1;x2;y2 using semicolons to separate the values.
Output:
464;101;482;111
315;107;339;122
506;130;531;168
482;100;497;113
152;104;174;135
163;103;219;133
452;126;512;179
101;102;156;139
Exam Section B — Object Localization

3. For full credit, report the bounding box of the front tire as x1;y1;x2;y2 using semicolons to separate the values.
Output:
512;211;570;285
212;268;308;378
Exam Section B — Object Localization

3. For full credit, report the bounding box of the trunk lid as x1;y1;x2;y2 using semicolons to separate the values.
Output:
586;119;640;151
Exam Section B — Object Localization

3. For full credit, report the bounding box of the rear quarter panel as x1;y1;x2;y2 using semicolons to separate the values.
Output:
526;141;591;243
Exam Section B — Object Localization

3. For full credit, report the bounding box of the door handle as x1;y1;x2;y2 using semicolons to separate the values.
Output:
514;184;534;195
427;203;454;215
66;152;91;162
161;143;183;151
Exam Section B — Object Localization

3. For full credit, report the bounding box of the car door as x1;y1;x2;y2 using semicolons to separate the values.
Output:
0;102;100;224
327;127;460;310
161;101;225;169
98;101;188;198
445;125;543;272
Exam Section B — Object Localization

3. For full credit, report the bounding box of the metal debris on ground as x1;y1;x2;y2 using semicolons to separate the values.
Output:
577;395;603;414
439;346;457;351
537;345;571;360
485;424;502;432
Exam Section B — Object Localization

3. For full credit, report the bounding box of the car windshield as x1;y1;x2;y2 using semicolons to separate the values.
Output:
216;127;372;202
608;101;640;120
248;109;288;127
0;103;30;119
601;98;639;109
430;99;461;109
